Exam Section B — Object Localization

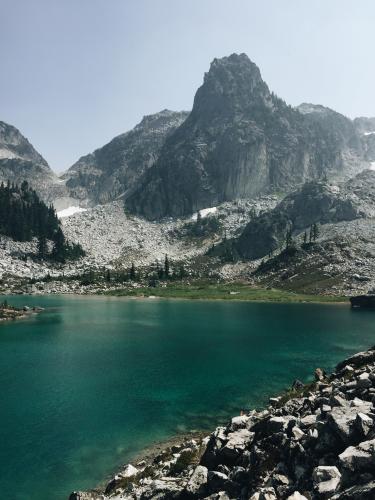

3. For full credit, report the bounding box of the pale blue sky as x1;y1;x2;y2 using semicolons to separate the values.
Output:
1;0;374;171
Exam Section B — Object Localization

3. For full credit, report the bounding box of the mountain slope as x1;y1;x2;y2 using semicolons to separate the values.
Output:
236;169;375;260
0;121;63;202
126;53;367;219
63;110;189;205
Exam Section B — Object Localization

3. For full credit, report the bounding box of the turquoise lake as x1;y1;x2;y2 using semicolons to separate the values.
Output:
1;295;375;500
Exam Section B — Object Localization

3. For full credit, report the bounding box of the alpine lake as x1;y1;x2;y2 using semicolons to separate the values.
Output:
1;294;374;500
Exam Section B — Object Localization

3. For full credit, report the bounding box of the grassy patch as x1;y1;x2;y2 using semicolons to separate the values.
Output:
105;281;348;303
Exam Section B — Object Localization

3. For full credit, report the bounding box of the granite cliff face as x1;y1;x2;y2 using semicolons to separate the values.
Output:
0;121;59;198
63;110;188;206
125;54;367;219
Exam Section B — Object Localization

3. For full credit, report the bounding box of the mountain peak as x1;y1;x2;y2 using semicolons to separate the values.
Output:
192;53;272;119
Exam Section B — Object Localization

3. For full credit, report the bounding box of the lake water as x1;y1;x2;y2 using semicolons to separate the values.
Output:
1;295;375;499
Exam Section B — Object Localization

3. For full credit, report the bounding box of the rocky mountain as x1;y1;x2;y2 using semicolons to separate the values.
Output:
62;110;189;206
0;121;69;204
236;170;375;260
125;53;368;220
353;116;375;134
0;121;57;187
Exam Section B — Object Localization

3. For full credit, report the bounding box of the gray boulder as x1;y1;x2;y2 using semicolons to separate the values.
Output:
312;465;341;496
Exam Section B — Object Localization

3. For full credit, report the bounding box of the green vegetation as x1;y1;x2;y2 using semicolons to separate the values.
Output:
0;180;85;262
106;280;347;303
178;212;223;239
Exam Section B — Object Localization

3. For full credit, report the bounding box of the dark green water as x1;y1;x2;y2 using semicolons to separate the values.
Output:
0;295;374;500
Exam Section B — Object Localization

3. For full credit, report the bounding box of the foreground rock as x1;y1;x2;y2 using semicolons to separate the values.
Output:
70;346;375;499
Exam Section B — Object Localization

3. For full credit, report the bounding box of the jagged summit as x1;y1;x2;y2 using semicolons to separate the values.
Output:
192;53;273;119
125;53;367;219
0;120;62;203
0;121;48;165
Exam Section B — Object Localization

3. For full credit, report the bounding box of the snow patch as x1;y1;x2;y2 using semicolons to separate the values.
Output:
370;162;375;171
191;206;218;221
364;131;375;136
57;206;87;218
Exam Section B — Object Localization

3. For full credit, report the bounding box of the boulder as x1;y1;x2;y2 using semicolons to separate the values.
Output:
336;350;375;372
185;465;208;495
287;493;308;500
315;368;326;381
267;416;295;433
230;415;251;431
339;438;375;471
249;487;277;500
220;429;254;461
331;481;375;499
327;406;358;442
207;471;228;493
355;412;373;436
312;466;341;496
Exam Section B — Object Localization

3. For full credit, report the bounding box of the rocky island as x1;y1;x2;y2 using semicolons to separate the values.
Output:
0;300;42;321
71;346;375;499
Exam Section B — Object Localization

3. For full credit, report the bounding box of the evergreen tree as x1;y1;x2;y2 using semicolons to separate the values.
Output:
0;180;85;262
303;231;307;245
312;223;320;242
38;233;48;259
130;262;136;281
51;227;66;262
285;227;293;249
164;254;170;278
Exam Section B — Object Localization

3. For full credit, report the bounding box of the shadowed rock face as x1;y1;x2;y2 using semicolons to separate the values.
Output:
125;53;366;220
62;110;189;206
236;170;375;260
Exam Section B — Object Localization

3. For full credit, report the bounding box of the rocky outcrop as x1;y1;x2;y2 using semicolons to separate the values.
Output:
0;120;69;203
126;54;367;219
63;110;188;206
236;170;375;260
70;346;375;499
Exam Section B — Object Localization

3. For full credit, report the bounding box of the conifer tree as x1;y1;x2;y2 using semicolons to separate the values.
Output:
164;254;170;278
130;262;136;280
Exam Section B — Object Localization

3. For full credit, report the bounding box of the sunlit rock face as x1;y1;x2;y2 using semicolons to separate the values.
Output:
62;109;189;206
126;53;367;220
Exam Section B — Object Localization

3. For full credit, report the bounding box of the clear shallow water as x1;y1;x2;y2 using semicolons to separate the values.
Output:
1;295;375;500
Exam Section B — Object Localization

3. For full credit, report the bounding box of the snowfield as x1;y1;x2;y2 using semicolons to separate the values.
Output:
57;206;87;218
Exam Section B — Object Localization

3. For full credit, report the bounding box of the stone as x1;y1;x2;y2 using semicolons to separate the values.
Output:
250;487;277;500
312;466;341;495
339;438;375;471
336;350;375;372
331;481;375;499
355;412;373;436
185;465;208;495
203;492;230;500
300;414;317;427
315;368;326;381
268;416;294;433
327;406;357;442
207;471;228;493
220;429;254;461
292;426;305;441
287;493;308;500
230;415;251;431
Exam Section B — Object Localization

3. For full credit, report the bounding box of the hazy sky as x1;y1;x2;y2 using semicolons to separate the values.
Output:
1;0;375;172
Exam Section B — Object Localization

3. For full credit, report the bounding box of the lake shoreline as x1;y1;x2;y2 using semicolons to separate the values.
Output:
70;345;375;500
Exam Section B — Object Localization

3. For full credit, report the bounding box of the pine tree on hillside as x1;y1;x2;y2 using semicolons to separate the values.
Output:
164;254;170;278
0;180;85;262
